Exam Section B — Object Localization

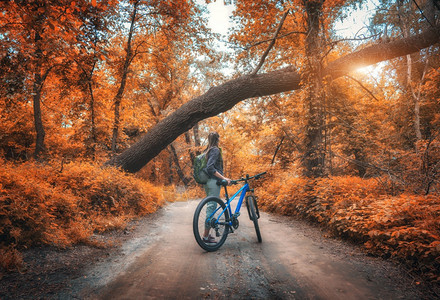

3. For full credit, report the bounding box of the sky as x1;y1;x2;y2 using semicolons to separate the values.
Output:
205;0;379;39
333;1;379;40
206;0;235;36
204;0;382;75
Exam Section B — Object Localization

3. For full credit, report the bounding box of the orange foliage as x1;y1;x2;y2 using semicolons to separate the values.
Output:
0;158;165;271
1;0;440;284
259;173;440;282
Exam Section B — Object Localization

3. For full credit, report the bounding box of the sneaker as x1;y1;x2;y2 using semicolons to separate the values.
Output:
202;235;217;244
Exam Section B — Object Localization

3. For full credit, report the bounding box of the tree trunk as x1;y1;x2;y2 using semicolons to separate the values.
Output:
303;0;325;178
323;25;440;79
397;0;423;146
168;143;190;186
412;60;430;145
88;78;97;158
184;131;196;165
105;25;440;173
105;68;302;172
111;0;138;153
33;31;45;159
354;149;367;178
271;136;285;165
193;124;201;154
168;154;173;184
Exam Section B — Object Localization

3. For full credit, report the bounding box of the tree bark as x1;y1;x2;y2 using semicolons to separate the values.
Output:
193;124;201;153
271;136;285;165
303;0;325;178
323;25;440;79
88;76;97;158
168;143;190;187
398;0;424;146
184;131;196;165
105;25;440;173
33;31;45;159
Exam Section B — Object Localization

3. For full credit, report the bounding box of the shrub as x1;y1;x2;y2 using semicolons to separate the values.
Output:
0;159;165;271
259;173;440;282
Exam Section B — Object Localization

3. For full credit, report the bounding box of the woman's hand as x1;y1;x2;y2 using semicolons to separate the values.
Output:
214;171;231;185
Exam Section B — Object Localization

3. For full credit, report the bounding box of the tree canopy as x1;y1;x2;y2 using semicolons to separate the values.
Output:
2;0;440;281
1;0;439;189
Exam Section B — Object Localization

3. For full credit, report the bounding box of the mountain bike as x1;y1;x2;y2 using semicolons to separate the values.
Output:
193;172;266;251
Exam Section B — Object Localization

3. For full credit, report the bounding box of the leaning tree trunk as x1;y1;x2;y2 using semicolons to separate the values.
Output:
105;25;440;173
106;68;302;172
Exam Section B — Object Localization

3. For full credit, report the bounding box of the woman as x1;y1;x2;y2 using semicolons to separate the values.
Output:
203;132;231;243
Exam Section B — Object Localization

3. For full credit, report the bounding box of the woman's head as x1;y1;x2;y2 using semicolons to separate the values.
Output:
207;132;220;149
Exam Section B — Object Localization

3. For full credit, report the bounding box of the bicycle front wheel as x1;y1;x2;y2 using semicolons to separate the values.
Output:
193;196;230;251
246;195;262;243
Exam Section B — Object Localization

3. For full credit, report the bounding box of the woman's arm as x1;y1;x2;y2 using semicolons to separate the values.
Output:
206;148;231;184
213;171;231;183
205;147;220;177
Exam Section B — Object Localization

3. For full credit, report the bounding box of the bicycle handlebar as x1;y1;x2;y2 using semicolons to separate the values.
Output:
230;171;267;185
216;172;267;186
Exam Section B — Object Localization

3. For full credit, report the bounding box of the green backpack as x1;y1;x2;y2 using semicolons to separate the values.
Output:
193;152;209;184
193;148;222;184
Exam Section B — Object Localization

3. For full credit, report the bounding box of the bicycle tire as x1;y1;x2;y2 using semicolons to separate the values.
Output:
245;196;254;220
247;196;262;243
193;196;230;251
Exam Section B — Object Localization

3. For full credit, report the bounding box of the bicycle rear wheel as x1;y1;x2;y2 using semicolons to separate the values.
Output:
246;195;262;243
193;196;230;251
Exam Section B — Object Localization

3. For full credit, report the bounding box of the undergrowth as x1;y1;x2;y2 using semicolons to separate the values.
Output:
259;172;440;282
0;159;165;271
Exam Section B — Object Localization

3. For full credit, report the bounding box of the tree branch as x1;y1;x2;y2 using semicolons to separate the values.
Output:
411;0;435;28
271;136;285;165
246;30;307;50
345;75;381;102
251;9;290;75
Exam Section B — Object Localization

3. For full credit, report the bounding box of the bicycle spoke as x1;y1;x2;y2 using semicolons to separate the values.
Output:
193;173;266;250
193;197;229;251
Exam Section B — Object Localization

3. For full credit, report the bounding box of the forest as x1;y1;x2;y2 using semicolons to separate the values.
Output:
1;0;440;284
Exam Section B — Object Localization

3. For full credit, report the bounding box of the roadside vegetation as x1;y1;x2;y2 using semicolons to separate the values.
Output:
0;159;165;271
259;173;440;282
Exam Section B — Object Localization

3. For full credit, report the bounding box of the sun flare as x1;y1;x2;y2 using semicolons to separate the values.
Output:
355;63;385;77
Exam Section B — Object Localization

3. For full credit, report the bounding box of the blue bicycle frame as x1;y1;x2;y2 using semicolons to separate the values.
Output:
209;182;250;226
194;172;266;251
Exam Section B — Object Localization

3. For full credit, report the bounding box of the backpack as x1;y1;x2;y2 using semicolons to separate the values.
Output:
193;152;209;184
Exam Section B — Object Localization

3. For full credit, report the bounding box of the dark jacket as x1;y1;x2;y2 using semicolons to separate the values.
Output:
205;147;223;180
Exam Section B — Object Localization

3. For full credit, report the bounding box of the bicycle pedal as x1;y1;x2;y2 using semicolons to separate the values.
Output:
228;227;234;233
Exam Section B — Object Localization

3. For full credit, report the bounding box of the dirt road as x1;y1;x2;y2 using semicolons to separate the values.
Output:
63;200;433;300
